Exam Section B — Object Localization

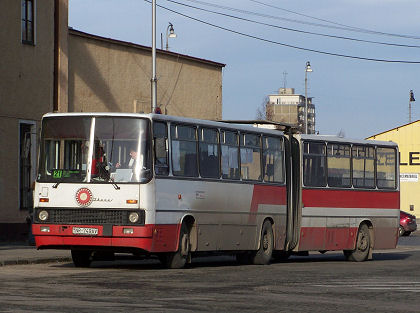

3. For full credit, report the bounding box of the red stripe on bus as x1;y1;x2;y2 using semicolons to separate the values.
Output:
298;226;398;251
248;185;287;224
302;189;399;209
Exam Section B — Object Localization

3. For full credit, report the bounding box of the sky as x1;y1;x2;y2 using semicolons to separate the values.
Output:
68;0;420;139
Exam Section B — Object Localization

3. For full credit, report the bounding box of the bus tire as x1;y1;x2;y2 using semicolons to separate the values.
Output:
251;220;274;265
160;223;191;269
344;224;370;262
71;249;92;267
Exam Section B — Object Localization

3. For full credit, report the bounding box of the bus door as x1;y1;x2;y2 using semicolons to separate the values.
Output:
284;133;301;251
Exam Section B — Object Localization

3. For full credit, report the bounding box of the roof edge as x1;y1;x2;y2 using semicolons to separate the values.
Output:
366;119;420;139
68;28;226;68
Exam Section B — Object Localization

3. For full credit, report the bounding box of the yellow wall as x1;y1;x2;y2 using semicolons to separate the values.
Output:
368;121;420;217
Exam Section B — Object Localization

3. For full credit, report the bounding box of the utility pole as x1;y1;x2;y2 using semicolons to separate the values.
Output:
151;0;157;113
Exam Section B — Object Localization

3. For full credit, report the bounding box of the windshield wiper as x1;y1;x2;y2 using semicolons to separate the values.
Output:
52;182;60;188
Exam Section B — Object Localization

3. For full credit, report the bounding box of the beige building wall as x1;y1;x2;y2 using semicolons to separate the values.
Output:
68;30;223;120
0;0;56;240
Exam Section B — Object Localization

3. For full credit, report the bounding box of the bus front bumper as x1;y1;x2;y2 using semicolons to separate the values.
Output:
32;223;179;253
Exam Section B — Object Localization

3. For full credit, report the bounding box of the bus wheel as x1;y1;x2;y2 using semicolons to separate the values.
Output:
71;249;92;267
251;220;274;265
160;223;191;269
344;224;370;262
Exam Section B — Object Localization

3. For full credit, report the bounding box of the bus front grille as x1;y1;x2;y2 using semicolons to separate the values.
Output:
34;208;145;225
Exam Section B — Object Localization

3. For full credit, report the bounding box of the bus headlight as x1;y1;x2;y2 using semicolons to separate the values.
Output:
128;212;139;223
38;210;49;222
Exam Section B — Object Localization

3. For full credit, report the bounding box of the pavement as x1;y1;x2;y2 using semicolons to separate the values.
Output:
0;231;418;267
0;244;71;266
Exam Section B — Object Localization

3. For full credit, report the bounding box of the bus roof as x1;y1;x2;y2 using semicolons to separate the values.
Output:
298;134;398;147
41;112;286;137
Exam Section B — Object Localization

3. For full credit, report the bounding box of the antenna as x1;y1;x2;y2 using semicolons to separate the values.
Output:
282;71;288;89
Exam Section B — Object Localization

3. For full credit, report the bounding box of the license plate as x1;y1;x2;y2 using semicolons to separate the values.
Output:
72;227;99;236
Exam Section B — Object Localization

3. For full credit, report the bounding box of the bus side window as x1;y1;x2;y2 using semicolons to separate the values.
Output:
352;145;375;188
263;136;285;183
327;143;351;188
171;124;198;177
199;128;220;178
240;133;261;181
153;121;169;176
376;147;397;189
221;130;240;180
303;141;327;187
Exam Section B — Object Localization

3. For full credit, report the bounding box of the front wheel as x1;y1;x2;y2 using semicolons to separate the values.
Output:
71;249;92;267
399;226;405;237
251;220;274;265
344;224;371;262
160;223;191;269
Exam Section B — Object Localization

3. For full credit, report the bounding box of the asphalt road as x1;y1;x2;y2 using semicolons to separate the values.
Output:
1;234;420;313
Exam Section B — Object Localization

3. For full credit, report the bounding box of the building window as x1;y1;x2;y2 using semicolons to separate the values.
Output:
19;121;36;210
21;0;35;45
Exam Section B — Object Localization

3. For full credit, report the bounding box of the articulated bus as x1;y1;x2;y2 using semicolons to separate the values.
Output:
32;113;399;268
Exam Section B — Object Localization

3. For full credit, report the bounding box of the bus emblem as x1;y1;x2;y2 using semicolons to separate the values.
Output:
75;188;93;207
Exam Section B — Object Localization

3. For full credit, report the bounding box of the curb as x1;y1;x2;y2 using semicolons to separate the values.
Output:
0;257;72;267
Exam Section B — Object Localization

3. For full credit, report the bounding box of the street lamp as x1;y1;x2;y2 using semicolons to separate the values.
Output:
166;22;177;51
305;61;313;134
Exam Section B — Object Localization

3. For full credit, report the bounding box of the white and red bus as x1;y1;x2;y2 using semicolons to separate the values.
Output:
32;113;399;267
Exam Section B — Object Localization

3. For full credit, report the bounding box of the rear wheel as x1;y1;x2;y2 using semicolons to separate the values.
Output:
344;224;370;262
251;220;274;265
71;249;92;267
160;223;191;269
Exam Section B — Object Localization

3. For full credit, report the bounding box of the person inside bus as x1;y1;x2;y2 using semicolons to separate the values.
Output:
91;143;109;180
116;145;138;170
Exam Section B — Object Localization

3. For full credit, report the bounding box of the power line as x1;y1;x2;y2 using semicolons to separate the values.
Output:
248;0;420;40
165;0;420;49
145;0;420;63
183;0;420;40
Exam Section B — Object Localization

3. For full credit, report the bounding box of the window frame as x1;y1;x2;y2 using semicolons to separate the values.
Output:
198;127;220;179
220;129;240;180
170;123;199;178
262;135;285;184
326;142;351;188
21;0;35;45
302;140;327;187
240;132;262;182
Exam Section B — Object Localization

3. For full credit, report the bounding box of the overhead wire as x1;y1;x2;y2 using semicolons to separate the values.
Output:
143;0;420;63
165;0;420;49
248;0;420;40
184;0;420;40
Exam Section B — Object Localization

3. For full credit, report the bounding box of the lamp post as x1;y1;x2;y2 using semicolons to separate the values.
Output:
165;22;177;51
304;61;313;134
151;0;157;113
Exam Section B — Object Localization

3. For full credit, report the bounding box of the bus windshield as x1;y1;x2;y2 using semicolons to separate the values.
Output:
38;116;152;183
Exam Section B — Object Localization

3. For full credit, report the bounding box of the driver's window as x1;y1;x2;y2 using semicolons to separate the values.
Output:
153;121;169;175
